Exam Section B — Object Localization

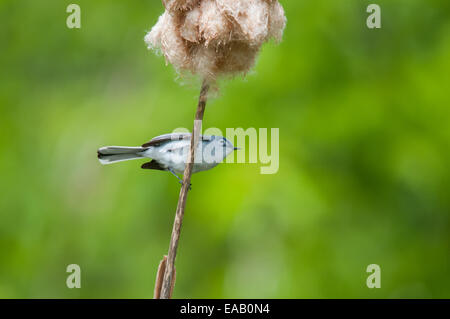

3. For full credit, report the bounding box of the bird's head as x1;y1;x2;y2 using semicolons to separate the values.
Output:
203;136;239;163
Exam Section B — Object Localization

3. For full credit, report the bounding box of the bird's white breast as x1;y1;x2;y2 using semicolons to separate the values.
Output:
139;140;224;174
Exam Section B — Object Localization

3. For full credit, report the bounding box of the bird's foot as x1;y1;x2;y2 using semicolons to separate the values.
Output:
178;180;192;190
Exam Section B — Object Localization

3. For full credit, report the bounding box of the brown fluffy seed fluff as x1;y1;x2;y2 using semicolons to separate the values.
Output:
145;0;286;81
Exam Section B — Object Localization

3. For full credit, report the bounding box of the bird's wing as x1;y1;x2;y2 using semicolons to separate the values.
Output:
142;133;190;148
141;133;212;148
141;160;166;171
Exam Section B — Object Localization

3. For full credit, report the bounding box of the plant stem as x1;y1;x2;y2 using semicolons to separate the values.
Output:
158;80;210;299
153;255;175;299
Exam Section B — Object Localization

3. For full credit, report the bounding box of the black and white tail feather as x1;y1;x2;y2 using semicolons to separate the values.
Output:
97;146;147;165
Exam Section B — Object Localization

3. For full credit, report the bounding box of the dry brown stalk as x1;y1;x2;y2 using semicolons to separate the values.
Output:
155;80;210;299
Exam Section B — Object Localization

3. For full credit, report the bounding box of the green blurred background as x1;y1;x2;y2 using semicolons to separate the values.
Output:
0;0;449;298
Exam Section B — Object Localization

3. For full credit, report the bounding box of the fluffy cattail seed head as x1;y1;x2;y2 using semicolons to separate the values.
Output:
145;0;286;81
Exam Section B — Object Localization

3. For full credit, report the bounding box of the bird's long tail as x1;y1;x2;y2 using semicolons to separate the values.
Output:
97;146;146;165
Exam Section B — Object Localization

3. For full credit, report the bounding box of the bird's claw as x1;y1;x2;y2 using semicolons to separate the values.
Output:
178;181;192;190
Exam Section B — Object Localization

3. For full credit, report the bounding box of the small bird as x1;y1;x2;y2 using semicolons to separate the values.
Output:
97;133;238;184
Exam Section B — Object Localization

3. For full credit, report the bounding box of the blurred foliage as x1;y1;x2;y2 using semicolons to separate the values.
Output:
0;0;449;298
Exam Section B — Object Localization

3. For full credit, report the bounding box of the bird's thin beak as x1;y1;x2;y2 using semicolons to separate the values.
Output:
234;147;240;151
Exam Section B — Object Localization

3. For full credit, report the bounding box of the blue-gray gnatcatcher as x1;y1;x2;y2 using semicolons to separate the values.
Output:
97;133;239;183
